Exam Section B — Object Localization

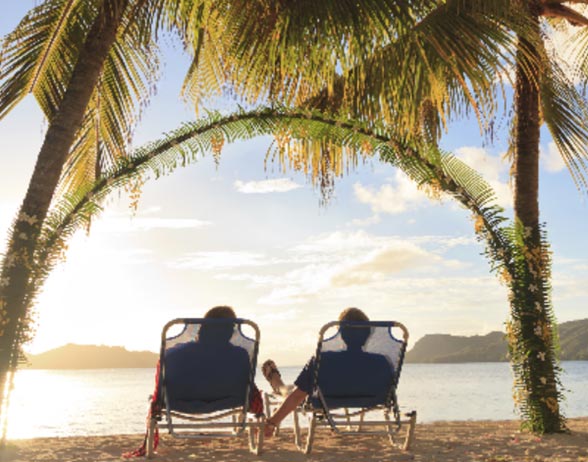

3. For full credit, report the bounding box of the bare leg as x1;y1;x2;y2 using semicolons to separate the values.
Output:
262;359;293;396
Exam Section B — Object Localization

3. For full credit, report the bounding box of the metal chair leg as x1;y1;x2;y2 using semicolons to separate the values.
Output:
303;414;317;455
146;418;157;459
403;411;417;451
248;416;265;455
293;408;302;448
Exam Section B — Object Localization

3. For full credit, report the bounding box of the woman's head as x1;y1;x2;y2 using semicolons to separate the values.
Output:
339;307;371;349
200;305;237;343
338;307;369;322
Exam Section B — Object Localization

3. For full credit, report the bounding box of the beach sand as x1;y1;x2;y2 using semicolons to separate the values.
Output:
2;418;588;462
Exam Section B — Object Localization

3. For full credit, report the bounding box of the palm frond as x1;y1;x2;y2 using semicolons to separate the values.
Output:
173;0;528;143
563;20;588;91
177;0;443;109
0;0;159;196
57;4;160;195
0;0;99;120
36;107;514;295
540;57;588;190
340;0;523;138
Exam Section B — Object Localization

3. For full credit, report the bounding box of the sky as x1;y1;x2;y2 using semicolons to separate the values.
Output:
1;2;587;366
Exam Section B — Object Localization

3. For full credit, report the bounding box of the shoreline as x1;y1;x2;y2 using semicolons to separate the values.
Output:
3;417;588;462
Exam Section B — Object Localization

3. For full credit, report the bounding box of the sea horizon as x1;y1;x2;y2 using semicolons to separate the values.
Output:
6;361;588;440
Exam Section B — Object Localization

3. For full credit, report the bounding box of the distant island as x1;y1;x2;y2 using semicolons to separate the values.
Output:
23;318;588;368
405;318;588;363
24;344;159;369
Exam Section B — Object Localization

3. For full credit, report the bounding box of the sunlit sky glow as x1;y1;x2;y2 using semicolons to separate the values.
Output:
1;2;587;365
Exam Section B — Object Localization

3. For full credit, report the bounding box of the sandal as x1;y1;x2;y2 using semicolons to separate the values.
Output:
262;359;283;394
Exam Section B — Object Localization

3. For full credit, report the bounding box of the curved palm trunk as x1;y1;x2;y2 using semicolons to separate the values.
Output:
509;2;565;433
0;0;129;440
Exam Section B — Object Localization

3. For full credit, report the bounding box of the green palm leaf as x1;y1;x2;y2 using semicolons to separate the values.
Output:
0;0;160;195
540;57;588;190
0;0;98;119
58;6;160;195
36;108;513;297
178;0;442;108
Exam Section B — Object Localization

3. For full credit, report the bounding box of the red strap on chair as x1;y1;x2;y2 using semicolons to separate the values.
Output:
122;361;161;458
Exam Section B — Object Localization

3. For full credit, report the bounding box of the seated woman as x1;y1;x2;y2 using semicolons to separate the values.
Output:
262;307;394;437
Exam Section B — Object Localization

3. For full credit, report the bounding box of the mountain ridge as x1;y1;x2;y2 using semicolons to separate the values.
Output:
405;318;588;363
24;343;159;369
24;318;588;368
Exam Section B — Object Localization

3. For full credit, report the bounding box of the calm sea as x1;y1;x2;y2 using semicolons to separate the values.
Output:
6;362;588;439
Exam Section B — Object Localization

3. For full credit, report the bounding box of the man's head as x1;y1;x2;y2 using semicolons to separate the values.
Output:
200;305;236;343
339;307;371;349
204;305;236;319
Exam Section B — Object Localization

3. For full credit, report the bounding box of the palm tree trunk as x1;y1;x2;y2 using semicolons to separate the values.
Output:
0;0;129;440
510;0;566;433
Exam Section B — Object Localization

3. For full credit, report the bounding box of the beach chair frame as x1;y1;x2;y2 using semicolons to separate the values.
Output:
291;320;417;454
146;318;265;457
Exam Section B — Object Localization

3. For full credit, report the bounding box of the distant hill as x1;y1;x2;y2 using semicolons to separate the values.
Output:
559;319;588;360
406;331;507;363
406;318;588;363
22;319;588;368
24;344;159;369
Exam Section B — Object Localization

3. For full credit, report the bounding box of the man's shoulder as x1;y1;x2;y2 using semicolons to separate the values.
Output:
166;341;200;356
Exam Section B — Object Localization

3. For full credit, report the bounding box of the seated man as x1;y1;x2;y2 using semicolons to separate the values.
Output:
124;306;262;458
164;305;255;414
262;307;394;437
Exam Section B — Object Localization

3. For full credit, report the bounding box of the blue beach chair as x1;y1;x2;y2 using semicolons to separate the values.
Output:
286;320;416;454
146;318;264;457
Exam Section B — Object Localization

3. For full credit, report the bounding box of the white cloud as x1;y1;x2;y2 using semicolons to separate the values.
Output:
256;309;300;323
409;235;475;248
331;244;441;287
247;231;474;305
354;171;430;214
95;217;212;233
541;142;566;173
454;146;512;208
292;230;473;256
234;178;302;194
347;214;381;228
172;251;270;270
91;208;212;233
355;147;513;211
168;230;478;308
213;273;280;286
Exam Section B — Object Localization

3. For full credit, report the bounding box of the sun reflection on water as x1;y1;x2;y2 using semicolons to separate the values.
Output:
6;368;153;439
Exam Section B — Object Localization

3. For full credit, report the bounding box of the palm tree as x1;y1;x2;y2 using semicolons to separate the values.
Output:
505;1;588;433
211;1;588;433
0;0;158;434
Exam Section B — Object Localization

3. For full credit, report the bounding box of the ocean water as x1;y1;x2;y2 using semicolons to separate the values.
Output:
6;362;588;439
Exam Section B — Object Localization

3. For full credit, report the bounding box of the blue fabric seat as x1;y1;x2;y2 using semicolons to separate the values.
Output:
283;320;416;455
310;350;394;409
164;325;251;414
147;317;264;456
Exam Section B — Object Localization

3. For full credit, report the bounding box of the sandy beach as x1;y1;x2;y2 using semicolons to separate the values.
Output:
2;417;588;462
